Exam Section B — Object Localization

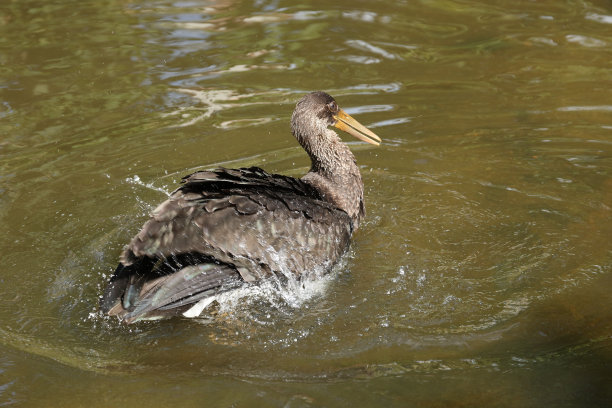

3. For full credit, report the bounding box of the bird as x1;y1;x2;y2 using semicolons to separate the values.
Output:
99;91;381;323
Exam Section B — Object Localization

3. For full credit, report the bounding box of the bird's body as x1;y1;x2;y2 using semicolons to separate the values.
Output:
100;91;381;323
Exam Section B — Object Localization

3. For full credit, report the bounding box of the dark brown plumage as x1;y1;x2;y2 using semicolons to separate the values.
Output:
100;91;381;323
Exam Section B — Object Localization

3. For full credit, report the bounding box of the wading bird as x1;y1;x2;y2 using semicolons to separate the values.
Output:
100;91;381;323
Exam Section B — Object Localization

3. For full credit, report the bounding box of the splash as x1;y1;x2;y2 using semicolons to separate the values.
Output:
124;174;171;197
187;259;346;326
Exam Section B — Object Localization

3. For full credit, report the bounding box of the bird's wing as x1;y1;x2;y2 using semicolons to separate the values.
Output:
100;167;353;321
122;167;353;280
106;262;242;323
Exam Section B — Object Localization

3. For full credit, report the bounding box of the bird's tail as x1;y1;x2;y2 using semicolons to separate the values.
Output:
99;259;242;324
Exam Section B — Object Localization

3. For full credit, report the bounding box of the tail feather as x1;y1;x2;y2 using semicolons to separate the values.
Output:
100;259;242;323
124;263;241;322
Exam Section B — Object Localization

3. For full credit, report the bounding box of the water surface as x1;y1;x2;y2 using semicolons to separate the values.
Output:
1;0;611;406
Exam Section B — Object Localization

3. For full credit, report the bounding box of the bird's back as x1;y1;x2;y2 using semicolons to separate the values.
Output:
100;167;354;323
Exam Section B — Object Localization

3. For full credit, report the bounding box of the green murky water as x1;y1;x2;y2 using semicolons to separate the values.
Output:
1;0;611;406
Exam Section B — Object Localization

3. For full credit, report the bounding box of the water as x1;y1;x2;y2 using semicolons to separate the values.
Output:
1;0;611;406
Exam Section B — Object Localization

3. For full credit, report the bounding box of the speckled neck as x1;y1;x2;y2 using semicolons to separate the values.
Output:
291;119;365;229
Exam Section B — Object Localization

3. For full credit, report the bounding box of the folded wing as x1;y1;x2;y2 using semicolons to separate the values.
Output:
100;167;353;322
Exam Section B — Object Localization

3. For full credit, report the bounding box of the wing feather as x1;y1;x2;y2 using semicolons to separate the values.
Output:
102;167;353;322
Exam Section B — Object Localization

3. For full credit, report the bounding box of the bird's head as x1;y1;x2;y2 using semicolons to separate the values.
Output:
291;91;381;147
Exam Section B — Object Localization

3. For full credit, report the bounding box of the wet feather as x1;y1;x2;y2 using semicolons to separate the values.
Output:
100;92;380;323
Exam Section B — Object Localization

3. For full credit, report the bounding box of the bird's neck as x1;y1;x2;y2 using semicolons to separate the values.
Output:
300;129;365;229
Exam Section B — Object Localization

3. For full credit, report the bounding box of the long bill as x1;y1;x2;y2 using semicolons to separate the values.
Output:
333;109;382;146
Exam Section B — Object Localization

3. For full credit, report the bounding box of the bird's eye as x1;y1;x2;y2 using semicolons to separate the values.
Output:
327;101;338;113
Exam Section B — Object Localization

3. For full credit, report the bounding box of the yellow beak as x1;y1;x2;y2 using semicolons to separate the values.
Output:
333;109;382;146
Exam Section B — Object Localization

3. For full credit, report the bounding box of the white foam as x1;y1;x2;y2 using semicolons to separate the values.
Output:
186;262;344;321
